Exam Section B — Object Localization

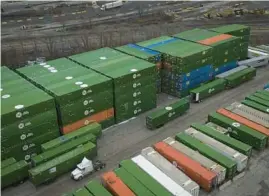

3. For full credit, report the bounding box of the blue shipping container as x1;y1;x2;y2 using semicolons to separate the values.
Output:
214;61;237;76
176;73;213;91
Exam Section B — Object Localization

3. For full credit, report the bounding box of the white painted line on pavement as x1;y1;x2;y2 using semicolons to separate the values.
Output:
27;18;32;21
38;17;44;20
2;22;7;25
53;15;59;18
17;20;23;23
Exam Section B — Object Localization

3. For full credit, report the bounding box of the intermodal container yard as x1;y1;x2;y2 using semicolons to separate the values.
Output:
68;48;157;123
1;66;60;161
163;137;226;185
2;22;269;196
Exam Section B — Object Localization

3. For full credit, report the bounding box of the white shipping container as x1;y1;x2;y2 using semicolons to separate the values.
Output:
238;56;269;68
226;102;269;128
141;147;200;196
248;47;269;58
163;137;226;185
100;1;123;10
184;128;248;172
216;66;248;79
131;155;192;196
205;122;229;134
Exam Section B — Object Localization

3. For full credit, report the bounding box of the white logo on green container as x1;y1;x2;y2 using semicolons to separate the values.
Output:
232;122;241;127
133;74;137;79
23;145;29;151
83;100;88;106
25;155;30;161
82;90;87;96
16;112;22;118
20;134;26;140
18;123;24;129
84;110;89;115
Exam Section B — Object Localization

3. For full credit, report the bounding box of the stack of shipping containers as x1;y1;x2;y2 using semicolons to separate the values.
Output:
69;47;157;123
115;44;162;93
210;24;250;60
174;28;240;76
136;36;214;97
17;58;113;134
1;158;29;189
1;66;60;161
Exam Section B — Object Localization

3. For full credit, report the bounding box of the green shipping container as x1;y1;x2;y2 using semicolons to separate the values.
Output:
205;122;229;134
252;92;269;102
146;98;190;130
73;187;93;196
85;180;112;196
210;24;250;37
246;95;269;107
191;123;252;156
119;160;171;196
2;131;60;161
31;134;96;166
190;78;226;102
256;90;269;97
114;167;155;196
241;100;269;114
1;157;16;169
175;133;237;179
1;160;29;188
29;142;97;186
208;112;267;150
41;123;101;152
225;68;256;88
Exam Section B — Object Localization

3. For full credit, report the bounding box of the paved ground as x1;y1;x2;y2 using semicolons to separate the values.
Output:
2;66;269;196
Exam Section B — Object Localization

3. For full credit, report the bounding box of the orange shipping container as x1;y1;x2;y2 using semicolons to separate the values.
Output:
198;34;232;45
154;141;217;192
217;108;269;137
62;108;114;134
101;171;135;196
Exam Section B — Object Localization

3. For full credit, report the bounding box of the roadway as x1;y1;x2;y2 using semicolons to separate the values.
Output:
2;67;269;196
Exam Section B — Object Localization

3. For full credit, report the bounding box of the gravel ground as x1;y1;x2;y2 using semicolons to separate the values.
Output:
2;66;269;196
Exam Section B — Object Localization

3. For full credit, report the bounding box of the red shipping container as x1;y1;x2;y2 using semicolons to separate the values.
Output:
101;171;135;196
154;141;217;192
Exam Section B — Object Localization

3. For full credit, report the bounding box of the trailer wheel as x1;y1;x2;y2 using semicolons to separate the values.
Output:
78;176;83;181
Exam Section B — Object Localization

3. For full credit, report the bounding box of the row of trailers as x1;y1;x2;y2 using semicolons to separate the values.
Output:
66;88;269;196
98;89;269;196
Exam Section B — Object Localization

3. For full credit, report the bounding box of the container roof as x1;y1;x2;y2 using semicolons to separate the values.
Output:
69;47;155;79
